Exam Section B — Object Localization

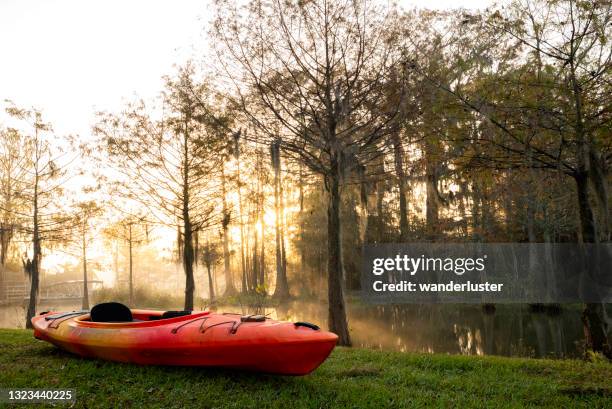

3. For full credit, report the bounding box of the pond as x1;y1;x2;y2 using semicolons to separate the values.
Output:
249;301;584;359
0;300;585;359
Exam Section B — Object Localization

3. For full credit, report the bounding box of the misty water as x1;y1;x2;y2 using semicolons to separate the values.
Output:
1;301;584;359
268;302;584;358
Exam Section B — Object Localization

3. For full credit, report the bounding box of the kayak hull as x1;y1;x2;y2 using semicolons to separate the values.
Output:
31;310;338;375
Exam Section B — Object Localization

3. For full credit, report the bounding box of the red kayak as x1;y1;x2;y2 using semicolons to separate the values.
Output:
31;303;338;375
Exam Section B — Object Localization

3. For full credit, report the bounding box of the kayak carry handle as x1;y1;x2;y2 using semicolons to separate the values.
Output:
294;322;320;330
240;315;266;322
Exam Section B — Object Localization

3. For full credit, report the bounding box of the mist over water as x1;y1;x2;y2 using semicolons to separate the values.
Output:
269;302;584;358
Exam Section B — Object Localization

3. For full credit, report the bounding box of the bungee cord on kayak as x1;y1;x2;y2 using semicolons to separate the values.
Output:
170;315;211;334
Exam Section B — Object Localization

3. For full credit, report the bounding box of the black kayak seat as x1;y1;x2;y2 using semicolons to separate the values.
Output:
90;302;133;323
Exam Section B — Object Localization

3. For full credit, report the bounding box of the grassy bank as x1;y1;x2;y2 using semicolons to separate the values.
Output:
0;329;610;408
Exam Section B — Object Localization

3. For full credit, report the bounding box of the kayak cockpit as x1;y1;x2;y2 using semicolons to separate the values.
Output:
87;302;195;323
69;304;210;329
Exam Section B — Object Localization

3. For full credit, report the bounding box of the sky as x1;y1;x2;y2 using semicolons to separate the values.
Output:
0;0;494;137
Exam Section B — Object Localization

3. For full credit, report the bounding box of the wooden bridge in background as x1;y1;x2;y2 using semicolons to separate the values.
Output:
0;280;103;305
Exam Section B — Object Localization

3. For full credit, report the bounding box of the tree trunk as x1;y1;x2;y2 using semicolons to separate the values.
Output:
128;225;133;306
82;224;89;310
0;223;12;266
272;141;289;299
221;164;236;296
183;216;195;310
569;55;610;356
326;157;351;346
182;122;195;311
471;181;482;241
392;131;409;241
176;223;183;261
213;261;219;297
244;223;252;292
358;166;369;247
259;212;265;289
527;160;537;274
425;141;439;236
457;182;469;236
575;172;610;358
376;180;385;242
280;169;288;292
589;149;610;241
205;243;215;303
236;148;247;294
193;230;199;267
207;263;215;302
25;180;40;329
299;165;305;273
583;302;611;359
0;223;10;302
252;224;259;290
575;172;597;243
250;161;265;292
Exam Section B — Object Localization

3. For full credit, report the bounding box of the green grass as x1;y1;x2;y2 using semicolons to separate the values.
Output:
0;329;610;408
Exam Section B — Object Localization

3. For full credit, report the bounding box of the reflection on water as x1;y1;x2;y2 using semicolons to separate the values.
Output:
220;301;584;358
1;300;584;358
0;305;27;328
0;302;82;330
